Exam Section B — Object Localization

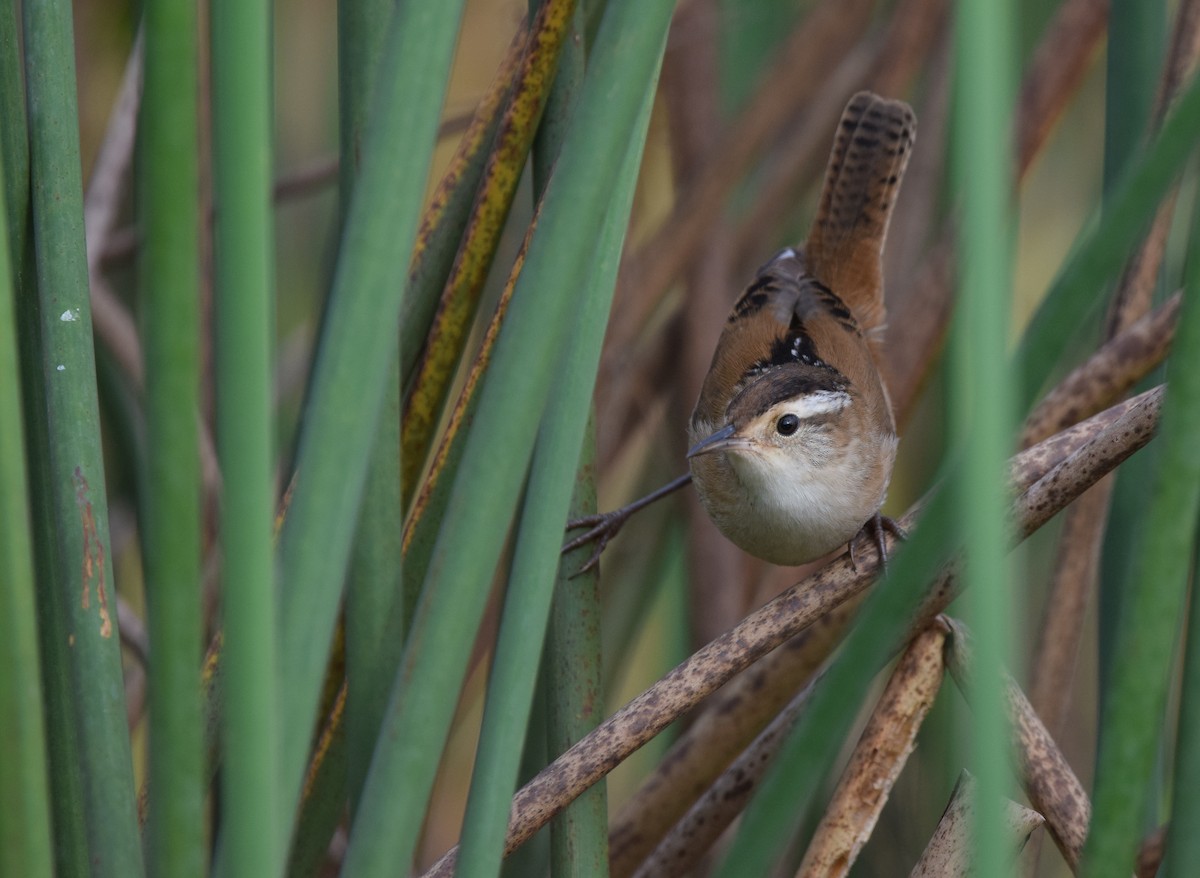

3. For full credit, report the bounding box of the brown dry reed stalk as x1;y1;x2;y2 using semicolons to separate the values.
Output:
421;385;1165;877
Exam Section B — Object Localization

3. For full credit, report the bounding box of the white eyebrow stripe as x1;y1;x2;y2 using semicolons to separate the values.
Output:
786;389;852;419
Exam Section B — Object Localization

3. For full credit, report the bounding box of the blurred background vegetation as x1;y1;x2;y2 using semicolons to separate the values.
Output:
4;0;1200;875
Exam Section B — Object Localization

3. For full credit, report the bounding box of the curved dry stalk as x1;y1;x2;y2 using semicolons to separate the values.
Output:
1015;0;1108;171
1027;485;1107;736
118;592;150;732
1021;291;1181;449
420;388;1166;878
944;619;1098;873
1022;299;1181;738
793;621;948;878
910;771;1046;877
609;596;860;877
116;594;150;668
1011;387;1162;543
85;32;147;390
630;675;820;878
610;388;1166;875
1006;388;1158;491
908;388;1167;682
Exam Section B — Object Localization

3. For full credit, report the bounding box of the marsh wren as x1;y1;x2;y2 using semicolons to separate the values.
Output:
686;92;915;566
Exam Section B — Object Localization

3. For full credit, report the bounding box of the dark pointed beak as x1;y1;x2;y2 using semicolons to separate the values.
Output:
687;423;748;458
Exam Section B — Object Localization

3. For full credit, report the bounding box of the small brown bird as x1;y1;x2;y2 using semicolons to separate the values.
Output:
687;91;915;566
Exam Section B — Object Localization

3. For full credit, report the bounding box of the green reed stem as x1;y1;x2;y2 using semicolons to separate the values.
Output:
142;0;204;872
211;0;280;870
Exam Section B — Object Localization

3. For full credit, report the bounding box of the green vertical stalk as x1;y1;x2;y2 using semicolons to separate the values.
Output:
212;0;280;871
0;0;28;261
7;31;87;861
142;0;203;873
284;694;348;877
546;421;609;877
1102;0;1165;191
530;0;585;190
500;675;549;878
339;1;676;873
1096;0;1167;728
18;289;90;875
336;0;392;227
275;0;467;835
0;130;54;878
397;0;579;511
533;5;609;872
22;0;143;874
1080;175;1200;878
454;64;653;878
1164;529;1200;875
340;0;401;815
951;0;1015;873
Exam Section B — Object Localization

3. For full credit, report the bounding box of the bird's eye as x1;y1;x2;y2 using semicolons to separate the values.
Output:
776;414;800;436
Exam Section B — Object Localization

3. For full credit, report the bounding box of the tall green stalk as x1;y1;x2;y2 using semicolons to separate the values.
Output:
336;0;392;227
339;0;398;817
1165;528;1200;874
18;291;89;876
0;123;53;878
9;10;84;857
340;1;677;873
1096;0;1167;732
455;59;655;878
142;0;203;873
274;0;467;833
22;0;143;873
211;0;280;871
951;0;1015;873
533;4;610;872
1102;0;1164;191
546;421;610;877
1080;162;1200;878
0;0;27;261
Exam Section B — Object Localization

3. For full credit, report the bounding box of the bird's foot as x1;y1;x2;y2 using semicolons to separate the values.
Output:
848;512;908;574
561;507;635;575
561;473;693;576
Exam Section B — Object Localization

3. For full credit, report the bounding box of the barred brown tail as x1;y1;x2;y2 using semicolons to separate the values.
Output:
804;91;916;339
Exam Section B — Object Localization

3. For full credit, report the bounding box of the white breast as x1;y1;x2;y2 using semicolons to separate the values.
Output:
690;433;896;566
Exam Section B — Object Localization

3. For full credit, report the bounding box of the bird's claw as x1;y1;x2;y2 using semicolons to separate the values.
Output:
848;512;907;574
562;508;633;576
560;473;695;576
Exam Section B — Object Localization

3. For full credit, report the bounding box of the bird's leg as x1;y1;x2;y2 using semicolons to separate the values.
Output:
562;473;693;574
847;511;908;574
